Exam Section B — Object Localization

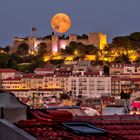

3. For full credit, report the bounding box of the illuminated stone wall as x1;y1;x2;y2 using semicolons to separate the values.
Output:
99;32;107;50
10;32;107;53
10;37;52;54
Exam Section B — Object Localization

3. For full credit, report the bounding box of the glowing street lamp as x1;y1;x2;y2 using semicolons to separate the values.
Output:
74;50;78;55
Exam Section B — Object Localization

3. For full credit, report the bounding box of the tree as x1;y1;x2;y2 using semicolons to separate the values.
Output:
103;63;110;76
27;57;46;73
8;53;22;62
65;41;77;54
16;43;29;55
37;42;47;56
3;46;10;54
16;64;29;72
120;90;130;99
129;32;140;41
114;54;129;63
49;59;64;65
82;34;88;39
85;45;98;54
0;53;9;68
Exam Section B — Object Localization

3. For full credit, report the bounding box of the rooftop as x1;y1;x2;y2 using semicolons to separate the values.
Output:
0;68;17;73
15;109;140;140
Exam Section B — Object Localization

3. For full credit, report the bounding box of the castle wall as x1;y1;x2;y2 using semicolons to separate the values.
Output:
10;32;107;54
34;39;52;53
69;34;77;42
10;37;52;54
59;40;69;49
10;38;27;54
88;32;100;48
76;39;89;45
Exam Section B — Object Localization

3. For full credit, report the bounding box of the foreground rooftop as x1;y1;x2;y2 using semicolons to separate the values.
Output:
15;109;140;140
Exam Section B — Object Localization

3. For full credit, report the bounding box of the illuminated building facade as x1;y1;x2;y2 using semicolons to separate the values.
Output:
69;73;111;98
2;65;140;99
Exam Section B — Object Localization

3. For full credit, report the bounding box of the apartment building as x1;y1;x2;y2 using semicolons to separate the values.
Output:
111;77;121;97
2;77;22;90
1;71;111;99
43;74;69;91
69;73;111;98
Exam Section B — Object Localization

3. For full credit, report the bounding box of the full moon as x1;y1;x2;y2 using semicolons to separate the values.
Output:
51;13;71;33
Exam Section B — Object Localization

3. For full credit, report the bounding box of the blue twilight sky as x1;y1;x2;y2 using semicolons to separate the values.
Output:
0;0;140;46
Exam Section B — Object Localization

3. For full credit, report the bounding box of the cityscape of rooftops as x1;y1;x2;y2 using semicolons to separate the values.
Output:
0;1;140;140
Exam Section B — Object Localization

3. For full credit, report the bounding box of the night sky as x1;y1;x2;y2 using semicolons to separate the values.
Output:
0;0;140;46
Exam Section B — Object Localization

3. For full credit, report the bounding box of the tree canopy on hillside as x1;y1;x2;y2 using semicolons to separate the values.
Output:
16;43;29;55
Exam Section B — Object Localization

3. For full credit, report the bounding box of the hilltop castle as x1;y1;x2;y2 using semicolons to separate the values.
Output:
10;32;107;54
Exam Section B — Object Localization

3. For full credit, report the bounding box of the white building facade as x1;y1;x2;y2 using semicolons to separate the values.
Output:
69;74;111;98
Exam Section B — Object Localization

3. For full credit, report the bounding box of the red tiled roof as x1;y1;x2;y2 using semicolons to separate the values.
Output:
121;78;140;82
7;89;29;92
16;110;140;140
84;72;99;76
112;77;140;82
44;73;55;77
22;73;34;78
56;74;70;77
34;68;55;72
55;67;73;71
111;77;121;81
135;97;140;101
0;68;17;73
44;73;70;77
73;115;140;139
34;75;44;78
3;77;21;81
72;72;82;76
8;88;63;92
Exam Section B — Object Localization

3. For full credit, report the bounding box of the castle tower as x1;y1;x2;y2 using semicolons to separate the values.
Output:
52;35;59;52
88;32;100;48
69;34;77;42
88;32;107;50
28;37;37;53
99;32;107;50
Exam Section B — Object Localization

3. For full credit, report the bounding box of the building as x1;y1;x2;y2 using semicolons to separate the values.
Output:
1;69;111;99
34;67;55;75
2;77;22;90
110;63;124;74
123;63;140;74
0;68;20;79
43;74;69;91
69;72;111;98
111;77;121;97
10;32;107;54
110;63;140;75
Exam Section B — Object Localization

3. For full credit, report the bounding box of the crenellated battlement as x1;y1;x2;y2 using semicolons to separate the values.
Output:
10;32;107;54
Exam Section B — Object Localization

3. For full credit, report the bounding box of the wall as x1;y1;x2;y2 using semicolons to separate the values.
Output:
10;32;107;53
0;119;36;140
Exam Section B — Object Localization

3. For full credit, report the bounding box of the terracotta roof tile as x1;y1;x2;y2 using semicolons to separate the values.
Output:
0;68;17;73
